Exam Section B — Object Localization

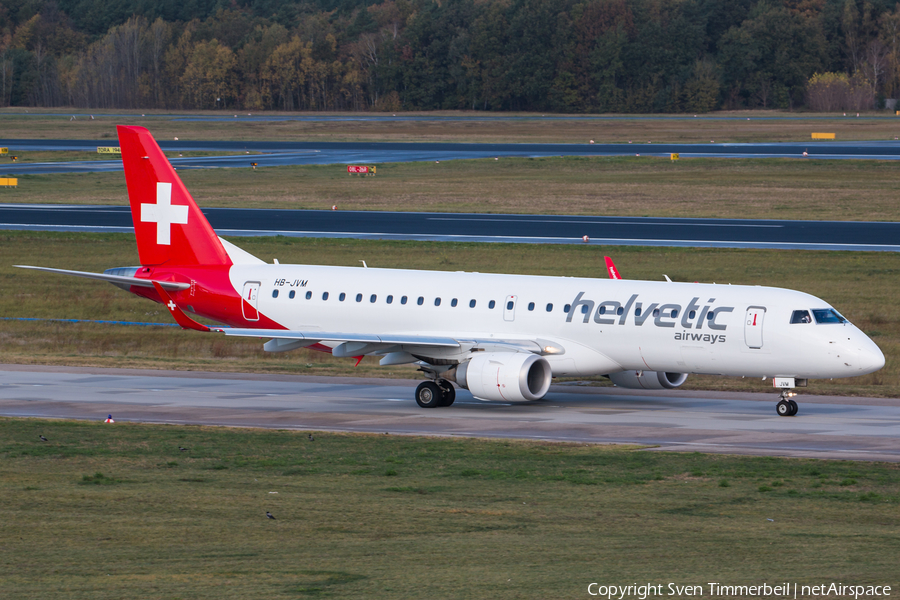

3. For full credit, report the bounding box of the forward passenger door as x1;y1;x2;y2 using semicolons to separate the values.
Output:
744;306;765;349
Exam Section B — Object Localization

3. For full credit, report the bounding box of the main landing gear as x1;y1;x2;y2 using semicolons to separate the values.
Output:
776;390;799;417
415;379;456;408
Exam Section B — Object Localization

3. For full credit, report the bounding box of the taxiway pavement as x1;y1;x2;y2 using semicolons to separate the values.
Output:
1;364;897;462
2;204;899;251
4;139;900;175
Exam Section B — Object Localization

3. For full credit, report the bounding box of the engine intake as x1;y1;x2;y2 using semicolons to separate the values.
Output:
451;352;552;402
607;370;688;390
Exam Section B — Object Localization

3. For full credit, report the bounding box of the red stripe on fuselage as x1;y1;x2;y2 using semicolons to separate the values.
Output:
129;265;285;330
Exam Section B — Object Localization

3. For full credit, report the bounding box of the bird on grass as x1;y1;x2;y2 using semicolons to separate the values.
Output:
39;435;47;442
308;434;315;442
266;512;276;520
178;447;188;452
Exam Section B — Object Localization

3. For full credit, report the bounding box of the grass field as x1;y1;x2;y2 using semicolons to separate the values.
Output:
1;231;896;398
2;108;900;143
1;418;897;599
4;155;900;222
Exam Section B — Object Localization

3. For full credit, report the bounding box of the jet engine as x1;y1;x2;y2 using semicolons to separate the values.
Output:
607;370;688;390
450;352;552;402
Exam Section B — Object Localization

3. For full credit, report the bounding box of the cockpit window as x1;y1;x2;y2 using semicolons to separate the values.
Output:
790;310;812;324
812;308;848;324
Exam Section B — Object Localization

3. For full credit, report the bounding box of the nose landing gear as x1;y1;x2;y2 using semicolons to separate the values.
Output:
776;390;799;417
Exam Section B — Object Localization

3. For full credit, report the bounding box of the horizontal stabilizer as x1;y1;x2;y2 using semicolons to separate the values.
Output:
14;265;190;291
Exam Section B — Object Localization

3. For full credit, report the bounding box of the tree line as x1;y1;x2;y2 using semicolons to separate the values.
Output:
2;0;900;112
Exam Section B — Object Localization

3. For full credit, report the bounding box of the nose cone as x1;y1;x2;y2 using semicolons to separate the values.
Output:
858;337;886;375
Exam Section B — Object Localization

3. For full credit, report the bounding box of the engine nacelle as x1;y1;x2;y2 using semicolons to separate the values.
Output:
452;352;552;402
607;370;688;390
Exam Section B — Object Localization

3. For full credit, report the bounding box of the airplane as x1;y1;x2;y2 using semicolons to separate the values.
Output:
16;126;885;417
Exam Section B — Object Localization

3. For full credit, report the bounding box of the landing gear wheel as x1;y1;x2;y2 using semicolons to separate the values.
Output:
437;380;456;407
788;399;798;416
415;381;442;408
776;400;793;417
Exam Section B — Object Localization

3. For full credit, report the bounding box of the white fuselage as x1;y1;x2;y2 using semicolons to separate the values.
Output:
228;263;885;380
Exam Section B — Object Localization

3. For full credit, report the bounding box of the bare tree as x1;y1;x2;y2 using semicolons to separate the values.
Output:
146;18;170;108
864;38;889;94
843;0;863;73
0;51;13;107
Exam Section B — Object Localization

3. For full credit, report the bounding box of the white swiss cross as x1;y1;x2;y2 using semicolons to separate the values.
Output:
167;300;177;311
141;182;188;245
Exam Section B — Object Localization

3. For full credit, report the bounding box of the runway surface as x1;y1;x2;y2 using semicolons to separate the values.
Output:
2;204;899;251
1;364;898;462
4;139;900;174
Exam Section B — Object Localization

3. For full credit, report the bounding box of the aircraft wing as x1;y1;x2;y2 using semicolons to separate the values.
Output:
216;328;461;347
14;265;191;291
215;328;555;356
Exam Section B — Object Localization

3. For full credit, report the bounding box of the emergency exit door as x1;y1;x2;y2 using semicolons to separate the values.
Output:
242;281;260;321
744;306;765;349
503;295;517;322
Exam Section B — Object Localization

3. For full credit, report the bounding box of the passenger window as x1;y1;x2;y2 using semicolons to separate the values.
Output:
289;290;295;299
564;304;571;313
386;295;393;304
635;307;642;316
356;293;363;302
581;304;589;314
339;292;346;302
528;302;535;311
306;291;312;300
370;294;377;303
671;309;678;318
706;312;713;320
435;298;441;306
322;292;329;301
546;303;553;312
616;306;623;315
417;296;424;306
791;310;812;324
652;308;659;317
489;300;496;309
598;306;606;315
451;298;458;307
272;290;279;298
469;299;476;308
401;296;408;305
689;310;695;319
812;309;847;324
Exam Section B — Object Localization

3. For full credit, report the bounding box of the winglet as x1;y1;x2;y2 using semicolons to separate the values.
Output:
604;256;622;280
152;281;210;332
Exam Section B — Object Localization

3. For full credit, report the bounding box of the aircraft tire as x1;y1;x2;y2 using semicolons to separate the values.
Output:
438;382;456;407
416;381;443;408
776;400;793;417
788;399;798;416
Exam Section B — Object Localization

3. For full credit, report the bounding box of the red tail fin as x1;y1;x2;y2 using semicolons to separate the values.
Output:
117;125;230;267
